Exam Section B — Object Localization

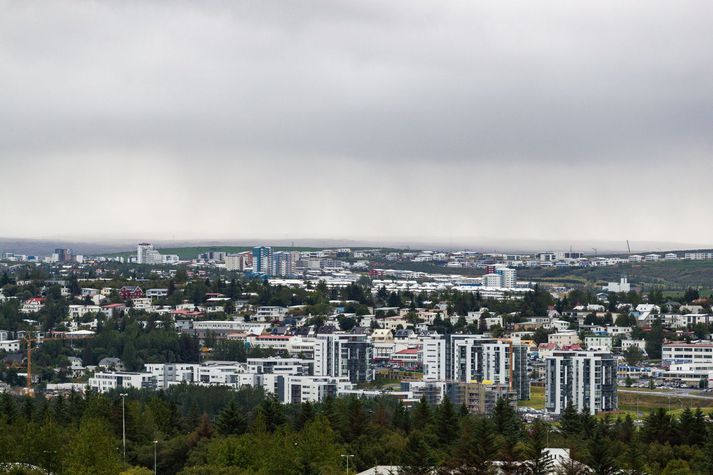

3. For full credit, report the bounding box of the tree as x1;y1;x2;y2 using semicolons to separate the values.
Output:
624;346;644;366
642;408;674;445
215;400;247;436
586;425;617;475
559;402;580;437
625;436;646;474
683;288;700;304
646;318;664;360
435;395;459;447
256;395;285;433
450;416;498;474
493;398;519;439
64;418;122;475
412;396;432;429
399;431;435;475
522;419;553;475
701;425;713;475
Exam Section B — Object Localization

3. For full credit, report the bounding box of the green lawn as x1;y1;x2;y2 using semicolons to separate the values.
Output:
521;385;545;410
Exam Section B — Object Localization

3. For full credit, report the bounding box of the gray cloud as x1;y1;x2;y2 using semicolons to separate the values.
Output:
1;0;712;245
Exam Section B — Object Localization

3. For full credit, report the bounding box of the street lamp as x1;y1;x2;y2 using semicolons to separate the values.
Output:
120;393;127;462
153;440;158;475
341;454;354;475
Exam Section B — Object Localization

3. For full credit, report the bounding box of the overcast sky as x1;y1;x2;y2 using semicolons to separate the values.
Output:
1;0;712;249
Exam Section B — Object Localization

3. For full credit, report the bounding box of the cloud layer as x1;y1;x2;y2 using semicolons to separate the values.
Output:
1;0;712;246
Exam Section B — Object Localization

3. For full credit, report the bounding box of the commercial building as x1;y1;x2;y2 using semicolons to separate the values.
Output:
662;342;713;366
545;350;617;415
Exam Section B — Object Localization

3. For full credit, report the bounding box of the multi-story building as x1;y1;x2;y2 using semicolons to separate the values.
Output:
452;335;530;400
252;246;273;275
271;251;294;277
422;334;530;400
496;267;517;288
545;350;617;415
88;371;157;393
313;333;373;383
136;243;154;264
225;251;252;271
402;380;517;414
421;336;447;380
262;374;352;404
53;248;73;263
0;340;21;352
662;342;713;366
119;286;144;300
548;331;581;347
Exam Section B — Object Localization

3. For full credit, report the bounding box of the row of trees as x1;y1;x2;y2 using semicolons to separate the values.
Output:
0;386;712;474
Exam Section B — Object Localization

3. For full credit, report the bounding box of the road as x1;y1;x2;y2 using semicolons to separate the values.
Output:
619;389;713;401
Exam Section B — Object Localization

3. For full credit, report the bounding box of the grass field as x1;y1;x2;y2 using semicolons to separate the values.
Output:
617;390;713;414
518;260;713;288
519;385;713;417
521;385;546;410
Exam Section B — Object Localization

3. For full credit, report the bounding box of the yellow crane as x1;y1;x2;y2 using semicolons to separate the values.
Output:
23;333;38;396
23;331;94;396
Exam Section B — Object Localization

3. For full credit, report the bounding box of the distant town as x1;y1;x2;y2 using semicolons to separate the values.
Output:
1;242;713;473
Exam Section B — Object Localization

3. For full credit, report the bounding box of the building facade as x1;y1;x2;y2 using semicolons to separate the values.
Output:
545;350;617;415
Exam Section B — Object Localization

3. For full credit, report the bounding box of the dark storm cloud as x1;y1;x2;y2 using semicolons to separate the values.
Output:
1;0;712;244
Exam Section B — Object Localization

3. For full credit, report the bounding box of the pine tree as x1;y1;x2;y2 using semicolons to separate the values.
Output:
346;396;367;442
257;395;285;433
435;395;458;447
0;392;16;423
400;431;435;475
559;402;580;437
412;396;432;429
451;416;497;474
587;426;617;475
493;397;519;438
625;436;646;475
522;419;553;475
393;400;411;433
615;414;635;443
215;400;247;436
295;400;315;431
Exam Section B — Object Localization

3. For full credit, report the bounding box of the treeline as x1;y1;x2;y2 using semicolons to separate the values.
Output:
0;387;712;474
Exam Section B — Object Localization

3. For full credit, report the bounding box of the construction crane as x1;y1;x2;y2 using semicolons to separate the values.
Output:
24;331;94;396
627;240;632;256
592;248;598;258
23;333;42;396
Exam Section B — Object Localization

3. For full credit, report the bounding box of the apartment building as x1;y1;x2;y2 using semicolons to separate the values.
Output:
545;350;617;415
88;372;157;393
313;333;374;383
422;334;530;400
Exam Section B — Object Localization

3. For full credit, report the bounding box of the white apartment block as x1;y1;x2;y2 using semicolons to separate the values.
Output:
422;337;447;380
585;336;612;351
88;372;157;393
313;334;373;383
254;306;289;321
662;342;713;365
545;351;617;415
262;374;352;404
684;252;713;260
